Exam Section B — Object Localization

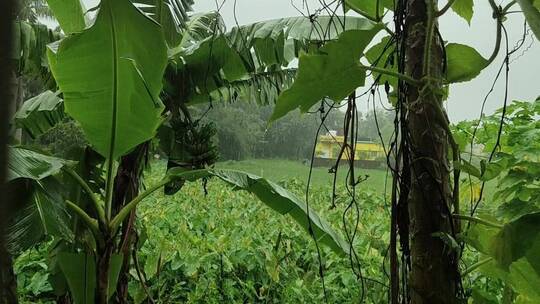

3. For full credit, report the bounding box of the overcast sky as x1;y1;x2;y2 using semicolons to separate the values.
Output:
79;0;538;122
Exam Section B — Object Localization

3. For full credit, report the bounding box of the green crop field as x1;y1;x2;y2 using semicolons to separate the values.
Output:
215;159;390;193
15;160;392;304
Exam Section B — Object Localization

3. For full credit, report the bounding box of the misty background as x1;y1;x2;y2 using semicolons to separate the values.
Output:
39;0;537;161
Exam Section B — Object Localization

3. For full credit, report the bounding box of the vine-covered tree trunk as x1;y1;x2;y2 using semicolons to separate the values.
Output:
404;0;460;303
0;0;18;302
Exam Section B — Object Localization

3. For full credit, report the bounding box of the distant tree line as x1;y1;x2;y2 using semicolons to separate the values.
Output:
196;102;394;161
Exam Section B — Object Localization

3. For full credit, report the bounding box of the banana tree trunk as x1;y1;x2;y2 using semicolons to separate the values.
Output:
112;143;148;303
96;241;113;304
404;0;461;303
0;0;18;301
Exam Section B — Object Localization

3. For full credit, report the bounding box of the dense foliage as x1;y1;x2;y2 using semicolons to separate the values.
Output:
3;0;539;303
14;164;390;304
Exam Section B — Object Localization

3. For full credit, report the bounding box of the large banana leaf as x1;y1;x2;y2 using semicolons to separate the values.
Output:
174;16;374;80
12;21;61;76
7;146;73;182
57;252;123;304
186;69;297;105
177;11;225;49
167;168;350;255
167;15;376;104
6;147;75;253
14;90;64;139
47;0;168;160
6;179;74;254
133;0;195;46
46;0;87;34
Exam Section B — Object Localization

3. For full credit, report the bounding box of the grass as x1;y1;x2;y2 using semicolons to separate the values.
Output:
214;158;497;202
214;158;391;194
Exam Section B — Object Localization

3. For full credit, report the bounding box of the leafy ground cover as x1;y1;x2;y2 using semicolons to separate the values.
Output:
13;156;504;303
15;160;391;303
15;157;504;303
216;159;390;193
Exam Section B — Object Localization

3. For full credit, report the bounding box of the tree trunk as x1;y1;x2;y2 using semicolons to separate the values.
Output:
112;144;148;303
404;0;461;303
0;0;19;302
96;151;144;304
96;242;113;304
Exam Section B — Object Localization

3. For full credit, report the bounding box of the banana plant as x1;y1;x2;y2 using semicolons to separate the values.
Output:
9;0;362;303
10;0;382;302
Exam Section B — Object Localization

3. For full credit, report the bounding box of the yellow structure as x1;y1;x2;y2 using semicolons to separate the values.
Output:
314;134;385;168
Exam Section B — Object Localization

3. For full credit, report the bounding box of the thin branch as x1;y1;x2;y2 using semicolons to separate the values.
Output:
358;63;421;86
486;20;503;65
452;214;503;229
462;257;493;276
436;0;457;17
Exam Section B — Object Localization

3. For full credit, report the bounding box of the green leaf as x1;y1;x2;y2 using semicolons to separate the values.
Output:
46;0;87;34
58;252;95;304
490;212;540;269
478;258;540;302
365;35;397;88
462;215;500;254
451;0;474;25
133;0;196;47
459;158;481;178
516;0;540;40
47;0;167;160
178;12;224;49
108;254;124;299
209;169;350;255
480;157;510;181
165;168;350;255
191;69;297;105
7;147;73;182
471;287;498;304
6;179;74;254
13;21;61;75
14;90;64;139
58;252;123;304
508;258;540;301
171;16;376;104
497;198;540;221
344;0;384;20
445;43;488;83
344;0;395;15
271;26;382;121
466;212;540;301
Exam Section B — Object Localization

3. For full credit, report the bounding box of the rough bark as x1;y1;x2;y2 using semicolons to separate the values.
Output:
0;0;19;302
404;0;460;303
